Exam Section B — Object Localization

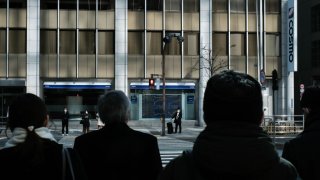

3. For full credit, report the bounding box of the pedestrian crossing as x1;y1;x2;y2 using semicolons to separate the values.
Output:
160;150;183;167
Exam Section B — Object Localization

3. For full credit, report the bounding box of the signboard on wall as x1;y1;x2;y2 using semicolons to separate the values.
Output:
287;0;297;72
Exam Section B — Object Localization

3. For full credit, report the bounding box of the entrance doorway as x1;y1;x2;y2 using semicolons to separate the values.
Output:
0;86;26;123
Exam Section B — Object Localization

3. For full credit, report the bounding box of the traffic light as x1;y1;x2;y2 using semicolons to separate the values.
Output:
272;69;278;91
149;78;155;89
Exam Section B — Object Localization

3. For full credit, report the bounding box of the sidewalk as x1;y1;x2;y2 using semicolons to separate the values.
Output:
0;120;204;150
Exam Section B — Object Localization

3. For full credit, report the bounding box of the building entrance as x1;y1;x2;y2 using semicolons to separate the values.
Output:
43;82;111;120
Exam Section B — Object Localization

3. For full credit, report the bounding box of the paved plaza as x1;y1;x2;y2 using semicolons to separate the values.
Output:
0;119;293;166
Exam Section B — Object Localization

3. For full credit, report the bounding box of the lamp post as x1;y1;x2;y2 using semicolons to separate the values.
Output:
161;34;184;136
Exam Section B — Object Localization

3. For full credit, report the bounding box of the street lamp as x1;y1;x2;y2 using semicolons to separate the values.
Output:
161;34;184;136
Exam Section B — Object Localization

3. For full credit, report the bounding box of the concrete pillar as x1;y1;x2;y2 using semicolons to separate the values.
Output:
26;0;40;96
114;0;128;95
198;0;212;126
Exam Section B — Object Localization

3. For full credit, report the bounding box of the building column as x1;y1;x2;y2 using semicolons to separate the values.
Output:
26;0;40;96
114;0;128;95
199;0;212;126
280;0;295;116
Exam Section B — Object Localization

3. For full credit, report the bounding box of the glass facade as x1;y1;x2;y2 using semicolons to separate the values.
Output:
0;0;286;122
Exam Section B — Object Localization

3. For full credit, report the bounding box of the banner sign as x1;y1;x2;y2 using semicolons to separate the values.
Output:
287;0;297;72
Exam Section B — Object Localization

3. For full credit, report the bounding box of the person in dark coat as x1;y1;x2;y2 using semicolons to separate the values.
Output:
74;90;162;180
0;93;87;180
81;110;90;134
62;107;70;135
158;70;298;180
282;85;320;180
171;107;182;133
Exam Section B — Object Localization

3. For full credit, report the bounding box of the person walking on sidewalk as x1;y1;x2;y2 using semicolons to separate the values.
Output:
0;93;87;180
282;86;320;180
62;107;69;136
159;70;298;180
171;107;182;133
74;90;162;180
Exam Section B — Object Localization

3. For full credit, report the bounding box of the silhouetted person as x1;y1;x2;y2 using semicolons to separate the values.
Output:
81;110;90;134
159;70;298;180
171;107;182;133
282;86;320;180
0;93;86;180
74;90;162;180
62;107;69;136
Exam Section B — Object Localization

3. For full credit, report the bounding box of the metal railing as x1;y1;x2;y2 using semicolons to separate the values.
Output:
262;115;304;136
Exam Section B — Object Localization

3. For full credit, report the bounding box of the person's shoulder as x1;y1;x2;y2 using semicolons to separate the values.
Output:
130;128;158;141
268;157;298;178
75;129;101;141
0;147;15;158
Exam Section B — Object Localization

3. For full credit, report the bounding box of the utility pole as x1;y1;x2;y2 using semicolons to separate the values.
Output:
161;34;184;136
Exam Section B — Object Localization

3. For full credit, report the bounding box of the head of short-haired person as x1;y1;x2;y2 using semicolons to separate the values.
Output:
97;90;130;125
203;70;263;125
300;86;320;128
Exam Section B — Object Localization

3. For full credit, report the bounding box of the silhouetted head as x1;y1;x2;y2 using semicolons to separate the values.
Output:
203;70;263;125
98;90;130;124
300;85;320;110
8;93;48;131
300;85;320;126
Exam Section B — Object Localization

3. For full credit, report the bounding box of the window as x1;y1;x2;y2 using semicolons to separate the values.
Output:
147;0;163;11
0;29;5;53
60;0;76;10
98;0;115;10
212;0;227;12
184;0;199;13
147;32;162;55
79;31;95;54
266;0;280;13
266;34;280;56
230;33;245;56
230;0;245;13
128;0;144;11
312;4;320;32
9;29;26;53
184;32;199;56
79;0;96;10
9;0;26;8
165;0;181;11
40;30;57;54
98;31;114;54
128;31;144;55
40;0;57;9
312;40;320;67
248;33;257;56
248;0;256;13
60;30;76;54
212;33;227;56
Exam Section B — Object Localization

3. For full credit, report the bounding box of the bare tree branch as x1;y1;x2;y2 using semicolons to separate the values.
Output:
187;46;228;79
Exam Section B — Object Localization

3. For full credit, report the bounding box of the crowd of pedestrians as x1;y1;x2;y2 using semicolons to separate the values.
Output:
1;70;319;179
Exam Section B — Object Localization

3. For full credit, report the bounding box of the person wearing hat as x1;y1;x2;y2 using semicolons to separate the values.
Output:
282;85;320;180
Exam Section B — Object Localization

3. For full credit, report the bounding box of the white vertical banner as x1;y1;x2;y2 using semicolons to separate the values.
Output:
287;0;297;72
